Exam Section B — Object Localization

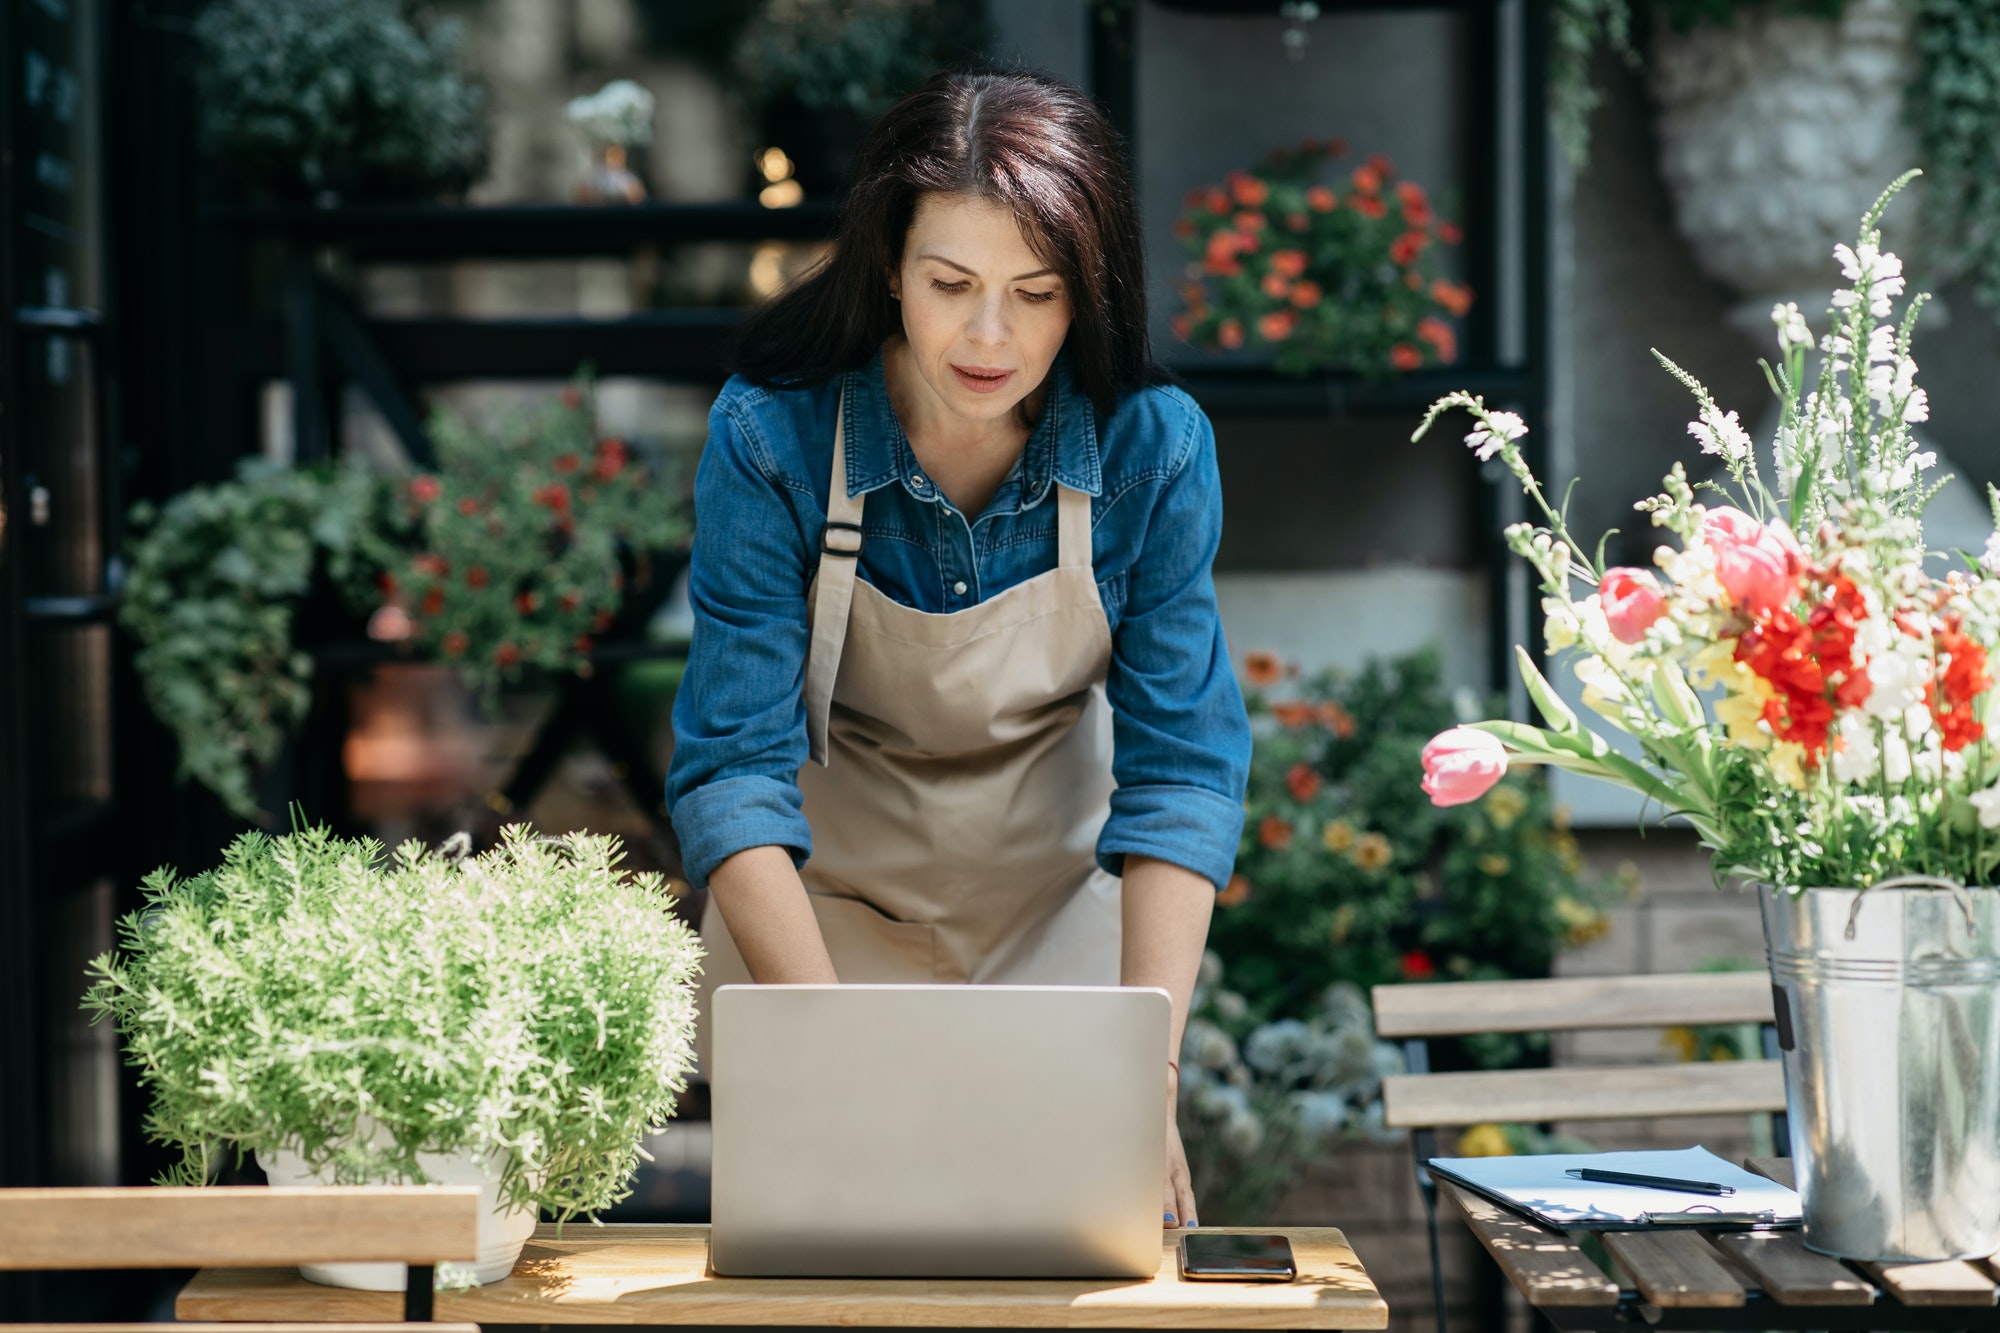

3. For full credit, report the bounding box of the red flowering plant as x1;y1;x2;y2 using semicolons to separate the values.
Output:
387;373;690;696
1416;175;2000;891
1209;649;1614;1071
1170;139;1472;377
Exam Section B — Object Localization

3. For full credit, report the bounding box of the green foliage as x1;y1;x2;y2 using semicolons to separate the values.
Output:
83;824;703;1220
1912;0;2000;313
389;377;691;699
195;0;487;200
1171;142;1471;378
732;0;977;119
120;461;399;820
120;375;691;821
1210;651;1616;1049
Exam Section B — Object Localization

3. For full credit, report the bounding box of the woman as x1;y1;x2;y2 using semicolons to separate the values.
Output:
666;68;1251;1231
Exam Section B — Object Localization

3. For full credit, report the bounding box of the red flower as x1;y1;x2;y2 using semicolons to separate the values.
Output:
1286;762;1322;803
1170;313;1193;340
413;553;448;577
1438;221;1464;245
421;587;445;617
1395;179;1428;207
574;634;595;656
1930;616;1992;751
1351;163;1383;195
466;565;489;589
1258;814;1294;851
1217;318;1245;350
558;591;582;613
1172;217;1195;240
1285;212;1309;232
1319;701;1357;738
378;571;399;596
1353;194;1386;219
1261;271;1291;300
553;453;580;474
1271;249;1309;278
1431;278;1474;317
457;496;480;517
1216;874;1252;908
495;641;520;668
1366;152;1395;175
1270;701;1316;728
1390;343;1423;371
1305;184;1337;213
1599;567;1667;644
561;385;583;408
533;483;572;515
409;475;442;505
1244;651;1285;685
594;609;615;631
1228;171;1269;207
1390;231;1428;266
516;590;541;613
1399;950;1436;981
1234;210;1266;234
1258;310;1296;342
1416;315;1457;364
440;629;468;658
1290;280;1324;309
1205;187;1231;215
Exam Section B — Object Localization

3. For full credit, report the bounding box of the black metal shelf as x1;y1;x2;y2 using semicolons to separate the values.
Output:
1170;364;1533;416
205;199;843;261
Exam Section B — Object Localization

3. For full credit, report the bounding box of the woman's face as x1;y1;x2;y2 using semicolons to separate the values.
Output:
889;192;1073;425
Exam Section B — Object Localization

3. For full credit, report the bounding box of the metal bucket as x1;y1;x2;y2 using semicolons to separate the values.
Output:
1761;881;2000;1261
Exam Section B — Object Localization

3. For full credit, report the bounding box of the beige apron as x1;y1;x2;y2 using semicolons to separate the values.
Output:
695;392;1121;1062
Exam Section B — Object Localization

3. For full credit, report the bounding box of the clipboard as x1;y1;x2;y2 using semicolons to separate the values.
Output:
1425;1147;1802;1232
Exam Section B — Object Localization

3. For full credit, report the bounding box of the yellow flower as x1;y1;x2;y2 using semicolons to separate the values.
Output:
1551;802;1572;832
1351;832;1393;871
1542;597;1579;652
1706;1040;1739;1063
1456;1123;1513;1157
1767;740;1810;790
1713;688;1773;750
1483;784;1528;829
1553;831;1583;875
1328;902;1357;945
1688;637;1740;690
1321;818;1357;853
1478;852;1512;877
1663;1026;1699;1062
1554;894;1609;946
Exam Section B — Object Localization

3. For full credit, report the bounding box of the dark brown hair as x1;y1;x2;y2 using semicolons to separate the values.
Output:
732;67;1166;416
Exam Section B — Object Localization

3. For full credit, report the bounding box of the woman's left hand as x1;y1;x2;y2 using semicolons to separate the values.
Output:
1164;1064;1199;1228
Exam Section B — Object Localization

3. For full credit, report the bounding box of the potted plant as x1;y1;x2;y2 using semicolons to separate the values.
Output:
1169;141;1472;378
194;0;488;203
84;823;703;1288
567;80;655;205
1414;175;2000;1261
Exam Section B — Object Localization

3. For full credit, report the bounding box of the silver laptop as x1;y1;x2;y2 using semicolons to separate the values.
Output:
709;984;1169;1278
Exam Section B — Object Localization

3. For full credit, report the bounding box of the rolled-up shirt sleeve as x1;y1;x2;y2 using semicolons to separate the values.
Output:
1097;405;1251;890
667;403;814;888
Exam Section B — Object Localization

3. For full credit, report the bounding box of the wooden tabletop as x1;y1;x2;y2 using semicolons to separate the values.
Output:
175;1224;1388;1329
1436;1157;2000;1329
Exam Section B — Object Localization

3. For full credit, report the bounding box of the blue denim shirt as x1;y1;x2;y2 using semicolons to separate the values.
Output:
666;350;1250;892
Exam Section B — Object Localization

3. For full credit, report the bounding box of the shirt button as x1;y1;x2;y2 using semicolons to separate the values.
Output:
911;475;929;491
953;580;968;595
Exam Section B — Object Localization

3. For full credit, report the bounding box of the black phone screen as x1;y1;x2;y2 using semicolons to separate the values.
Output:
1178;1232;1297;1281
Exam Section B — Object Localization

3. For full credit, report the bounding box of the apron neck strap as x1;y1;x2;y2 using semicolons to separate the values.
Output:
805;393;863;766
1056;484;1092;570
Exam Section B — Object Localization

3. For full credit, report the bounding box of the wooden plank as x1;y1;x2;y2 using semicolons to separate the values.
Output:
0;1187;481;1270
1434;1180;1621;1308
1372;973;1774;1038
1856;1259;1999;1307
13;1326;480;1333
177;1224;1390;1329
1743;1158;1796;1189
1602;1231;1746;1308
1706;1231;1875;1306
1381;1060;1786;1129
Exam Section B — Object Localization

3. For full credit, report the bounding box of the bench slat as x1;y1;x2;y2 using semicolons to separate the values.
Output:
1602;1231;1745;1308
1706;1231;1876;1306
1382;1060;1786;1129
1373;973;1775;1038
1435;1180;1621;1308
0;1187;482;1270
1856;1259;2000;1306
12;1325;481;1333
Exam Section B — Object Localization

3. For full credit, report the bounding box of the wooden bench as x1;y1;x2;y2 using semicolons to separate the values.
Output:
0;1186;483;1330
1372;972;1785;1333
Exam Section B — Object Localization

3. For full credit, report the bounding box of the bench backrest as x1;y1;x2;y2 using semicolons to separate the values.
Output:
0;1187;482;1271
1374;971;1786;1129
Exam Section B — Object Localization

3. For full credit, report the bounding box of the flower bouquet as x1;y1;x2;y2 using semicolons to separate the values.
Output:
1415;173;2000;1262
1171;139;1471;377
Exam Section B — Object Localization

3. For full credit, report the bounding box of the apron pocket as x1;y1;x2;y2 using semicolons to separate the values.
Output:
807;892;938;982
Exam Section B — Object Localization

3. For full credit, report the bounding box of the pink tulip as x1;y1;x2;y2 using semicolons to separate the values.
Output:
1421;727;1508;807
1599;568;1667;644
1701;507;1799;616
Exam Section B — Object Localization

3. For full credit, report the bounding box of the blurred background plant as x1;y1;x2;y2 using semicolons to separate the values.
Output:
1177;952;1406;1222
1170;140;1471;377
194;0;487;202
1208;649;1626;1071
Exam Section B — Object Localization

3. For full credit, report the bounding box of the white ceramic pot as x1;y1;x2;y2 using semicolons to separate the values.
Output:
1650;0;1922;329
258;1145;538;1290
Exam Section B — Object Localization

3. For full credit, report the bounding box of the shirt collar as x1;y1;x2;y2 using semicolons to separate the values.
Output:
837;349;1102;506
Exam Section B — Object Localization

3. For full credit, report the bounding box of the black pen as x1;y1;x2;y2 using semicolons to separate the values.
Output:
1564;1167;1736;1197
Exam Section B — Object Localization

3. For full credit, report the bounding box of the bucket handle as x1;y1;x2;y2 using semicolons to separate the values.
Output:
1845;874;1980;941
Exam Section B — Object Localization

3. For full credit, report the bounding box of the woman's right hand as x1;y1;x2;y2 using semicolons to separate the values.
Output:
707;845;840;983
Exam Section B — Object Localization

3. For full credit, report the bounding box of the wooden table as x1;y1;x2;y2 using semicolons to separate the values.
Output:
1441;1158;2000;1330
176;1224;1387;1330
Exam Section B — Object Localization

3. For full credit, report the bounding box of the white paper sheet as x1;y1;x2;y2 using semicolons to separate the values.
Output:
1426;1146;1803;1230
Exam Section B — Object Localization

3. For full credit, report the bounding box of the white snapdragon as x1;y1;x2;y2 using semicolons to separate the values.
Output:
1862;634;1929;721
1465;411;1527;461
1542;597;1579;652
1887;450;1935;491
1830;711;1880;786
1833;241;1906;317
1772;301;1813;353
1687;405;1753;463
1972;785;2000;831
1980;531;2000;575
1882;727;1913;784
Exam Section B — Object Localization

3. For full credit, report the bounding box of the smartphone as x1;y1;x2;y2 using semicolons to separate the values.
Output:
1178;1232;1298;1282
